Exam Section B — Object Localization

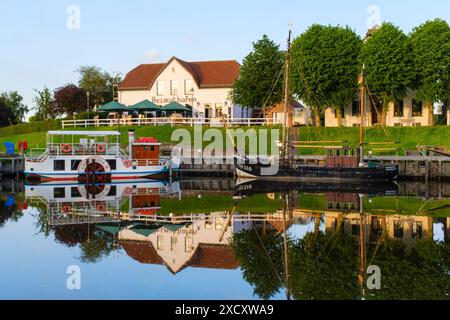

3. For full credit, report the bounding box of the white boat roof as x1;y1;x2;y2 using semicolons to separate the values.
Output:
47;130;121;136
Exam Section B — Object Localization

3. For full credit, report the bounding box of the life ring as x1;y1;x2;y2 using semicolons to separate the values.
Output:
96;203;106;212
61;144;72;154
96;144;106;154
62;205;72;213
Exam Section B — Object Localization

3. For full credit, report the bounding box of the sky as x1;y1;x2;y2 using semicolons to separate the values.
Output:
0;0;449;116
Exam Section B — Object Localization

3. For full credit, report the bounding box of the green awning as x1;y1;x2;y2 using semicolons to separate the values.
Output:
97;101;133;113
162;223;189;232
130;224;160;237
162;101;190;112
130;100;161;112
96;224;125;235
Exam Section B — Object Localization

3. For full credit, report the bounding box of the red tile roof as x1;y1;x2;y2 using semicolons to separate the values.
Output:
119;57;240;90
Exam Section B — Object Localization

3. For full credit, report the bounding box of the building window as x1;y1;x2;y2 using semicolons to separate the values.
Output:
54;160;65;171
185;80;193;95
204;104;212;118
412;222;423;239
185;237;193;253
171;236;177;251
412;99;423;117
157;235;164;250
394;221;404;238
170;80;178;95
394;100;404;117
157;81;164;96
215;104;223;117
352;100;360;116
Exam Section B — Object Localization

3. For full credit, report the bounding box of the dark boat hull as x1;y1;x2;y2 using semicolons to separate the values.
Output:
234;178;399;198
234;156;399;181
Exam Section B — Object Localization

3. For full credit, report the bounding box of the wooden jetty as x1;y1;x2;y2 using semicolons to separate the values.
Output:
0;154;24;178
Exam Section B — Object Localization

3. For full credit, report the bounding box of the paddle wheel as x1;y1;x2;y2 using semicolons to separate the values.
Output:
78;157;112;186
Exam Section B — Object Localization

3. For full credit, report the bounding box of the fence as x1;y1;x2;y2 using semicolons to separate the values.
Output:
61;117;283;128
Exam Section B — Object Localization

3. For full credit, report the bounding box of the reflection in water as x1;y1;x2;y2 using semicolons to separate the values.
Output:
1;178;449;299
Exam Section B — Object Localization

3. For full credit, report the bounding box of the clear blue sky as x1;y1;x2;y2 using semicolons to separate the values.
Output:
1;0;449;114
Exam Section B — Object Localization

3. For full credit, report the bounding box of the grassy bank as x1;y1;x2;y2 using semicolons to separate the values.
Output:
297;125;450;155
1;123;450;155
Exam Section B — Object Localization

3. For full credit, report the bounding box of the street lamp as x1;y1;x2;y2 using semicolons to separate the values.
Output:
86;91;90;123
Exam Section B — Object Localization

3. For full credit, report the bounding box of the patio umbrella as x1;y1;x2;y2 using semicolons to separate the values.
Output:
162;101;190;112
130;99;161;112
97;101;132;113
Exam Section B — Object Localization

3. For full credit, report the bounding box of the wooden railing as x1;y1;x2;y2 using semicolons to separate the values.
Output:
61;117;283;128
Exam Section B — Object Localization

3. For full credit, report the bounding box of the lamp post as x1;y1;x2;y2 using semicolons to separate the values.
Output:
190;87;195;118
86;91;90;125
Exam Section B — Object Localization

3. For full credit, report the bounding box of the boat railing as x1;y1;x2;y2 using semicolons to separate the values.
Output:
46;143;120;156
132;158;169;167
28;149;48;162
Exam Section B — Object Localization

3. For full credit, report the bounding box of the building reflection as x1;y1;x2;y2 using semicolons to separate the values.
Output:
22;180;449;277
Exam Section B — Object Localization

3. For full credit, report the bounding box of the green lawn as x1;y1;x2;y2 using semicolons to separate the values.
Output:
1;123;450;156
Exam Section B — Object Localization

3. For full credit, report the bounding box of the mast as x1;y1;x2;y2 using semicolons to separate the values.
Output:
359;65;366;164
282;192;291;300
282;24;292;162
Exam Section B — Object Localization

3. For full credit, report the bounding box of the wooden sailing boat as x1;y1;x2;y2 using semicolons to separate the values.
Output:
234;28;399;181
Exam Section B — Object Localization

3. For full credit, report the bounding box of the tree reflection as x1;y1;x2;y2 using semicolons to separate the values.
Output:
230;225;284;299
366;239;449;300
290;231;360;300
53;224;118;263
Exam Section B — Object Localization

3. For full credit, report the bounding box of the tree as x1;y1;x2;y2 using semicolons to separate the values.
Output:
231;35;285;114
359;23;414;125
0;98;15;127
0;91;29;124
32;87;53;121
51;83;86;117
77;66;117;107
291;25;362;127
410;19;450;126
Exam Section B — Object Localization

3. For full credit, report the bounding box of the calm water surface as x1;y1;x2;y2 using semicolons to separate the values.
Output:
0;178;448;300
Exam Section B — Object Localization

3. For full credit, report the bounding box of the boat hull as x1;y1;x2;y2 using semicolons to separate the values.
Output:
234;156;399;181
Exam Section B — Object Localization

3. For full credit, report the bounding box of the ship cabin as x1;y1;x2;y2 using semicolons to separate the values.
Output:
324;147;359;168
128;130;162;166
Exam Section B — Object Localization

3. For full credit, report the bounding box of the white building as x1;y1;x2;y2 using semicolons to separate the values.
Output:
118;56;252;119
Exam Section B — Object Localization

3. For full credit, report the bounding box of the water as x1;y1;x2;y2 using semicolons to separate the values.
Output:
0;179;448;300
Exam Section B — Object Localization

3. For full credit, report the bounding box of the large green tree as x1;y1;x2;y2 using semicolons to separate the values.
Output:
410;19;450;125
32;87;53;121
359;23;414;125
0;91;29;124
77;66;118;107
231;35;285;114
291;25;362;127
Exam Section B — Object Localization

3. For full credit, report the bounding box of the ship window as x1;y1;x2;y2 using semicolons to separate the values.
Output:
412;222;423;239
106;160;117;170
150;146;155;151
107;186;117;196
54;160;65;171
54;187;65;198
71;160;81;170
71;187;81;198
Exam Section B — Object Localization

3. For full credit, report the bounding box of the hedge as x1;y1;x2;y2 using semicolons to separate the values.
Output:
0;119;62;137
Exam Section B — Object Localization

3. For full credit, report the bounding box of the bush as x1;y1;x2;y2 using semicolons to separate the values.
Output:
74;111;100;120
0;119;62;137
